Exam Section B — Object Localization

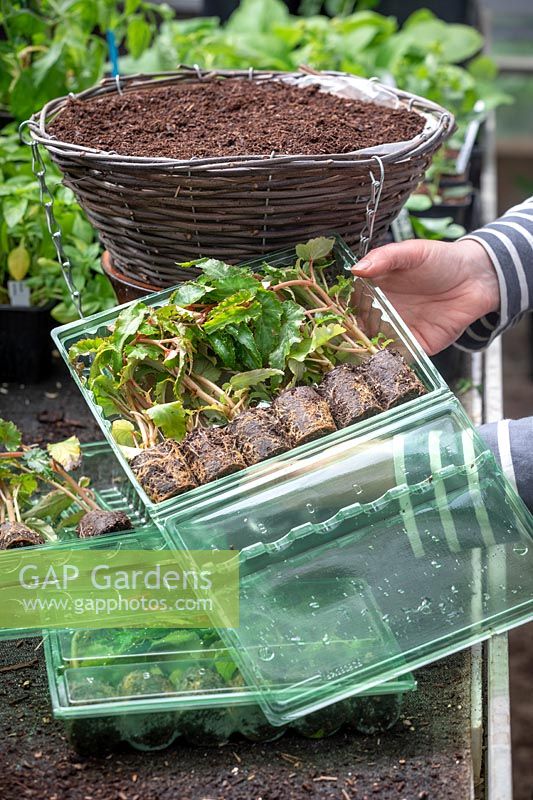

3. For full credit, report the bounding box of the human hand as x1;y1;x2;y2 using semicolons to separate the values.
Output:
352;238;500;355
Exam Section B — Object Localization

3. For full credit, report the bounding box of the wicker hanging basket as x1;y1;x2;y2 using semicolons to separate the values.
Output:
29;68;454;288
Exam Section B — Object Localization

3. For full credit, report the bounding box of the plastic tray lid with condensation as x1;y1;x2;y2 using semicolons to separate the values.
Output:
165;394;533;725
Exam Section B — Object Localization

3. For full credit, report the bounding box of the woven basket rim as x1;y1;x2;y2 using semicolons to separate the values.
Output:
28;67;455;172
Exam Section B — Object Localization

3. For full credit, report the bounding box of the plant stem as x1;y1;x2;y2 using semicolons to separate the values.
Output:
193;373;236;408
183;375;228;412
0;482;16;523
50;459;99;512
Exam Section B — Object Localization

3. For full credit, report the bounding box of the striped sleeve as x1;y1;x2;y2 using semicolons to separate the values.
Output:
455;196;533;352
478;418;533;512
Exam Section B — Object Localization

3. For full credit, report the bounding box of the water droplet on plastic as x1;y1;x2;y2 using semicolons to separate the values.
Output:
258;646;275;662
306;503;315;514
309;601;320;609
513;544;528;556
352;483;363;495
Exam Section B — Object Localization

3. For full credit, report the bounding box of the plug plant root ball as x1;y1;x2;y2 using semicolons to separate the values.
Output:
0;521;45;549
131;440;197;503
77;509;132;538
273;385;337;446
363;349;426;408
182;427;247;484
320;364;384;428
228;407;288;465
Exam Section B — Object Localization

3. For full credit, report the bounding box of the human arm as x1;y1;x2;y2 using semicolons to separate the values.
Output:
352;195;533;354
351;196;533;511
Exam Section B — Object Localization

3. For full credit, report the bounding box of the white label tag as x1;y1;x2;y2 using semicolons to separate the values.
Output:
8;280;31;307
391;208;415;242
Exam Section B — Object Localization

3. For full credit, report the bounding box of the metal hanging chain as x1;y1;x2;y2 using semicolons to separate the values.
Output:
358;155;385;260
19;121;84;318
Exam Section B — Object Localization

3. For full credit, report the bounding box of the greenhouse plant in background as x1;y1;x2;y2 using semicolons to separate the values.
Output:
0;0;166;380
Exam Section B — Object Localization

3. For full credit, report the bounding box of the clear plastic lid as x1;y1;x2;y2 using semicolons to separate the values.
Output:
166;395;533;724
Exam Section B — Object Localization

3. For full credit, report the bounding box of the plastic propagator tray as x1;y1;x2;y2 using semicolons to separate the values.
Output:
45;625;415;752
0;442;154;643
51;237;448;523
165;395;533;724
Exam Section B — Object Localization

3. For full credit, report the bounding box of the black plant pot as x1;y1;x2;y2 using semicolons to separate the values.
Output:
0;304;54;383
413;190;478;231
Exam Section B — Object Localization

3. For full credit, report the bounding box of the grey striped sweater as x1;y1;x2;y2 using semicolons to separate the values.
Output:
456;196;533;511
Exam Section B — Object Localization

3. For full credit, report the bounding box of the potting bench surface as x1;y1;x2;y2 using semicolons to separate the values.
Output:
0;348;508;800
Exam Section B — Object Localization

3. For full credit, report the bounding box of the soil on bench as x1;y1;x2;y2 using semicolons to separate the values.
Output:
48;79;425;160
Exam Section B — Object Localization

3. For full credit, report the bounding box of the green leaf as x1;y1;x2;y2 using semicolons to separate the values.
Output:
214;654;239;683
0;419;21;451
269;301;306;370
227;323;262;370
111;420;138;447
228;368;284;390
405;193;433;212
126;16;153;59
32;41;65;86
146;401;187;439
112;302;147;357
295;237;335;262
3;196;28;228
24;517;58;543
56;508;86;533
254;291;284;362
208;331;237;369
47;436;81;471
226;0;289;34
22;490;74;523
22;447;51;475
203;289;261;333
288;322;346;363
91;374;123;417
169;282;209;307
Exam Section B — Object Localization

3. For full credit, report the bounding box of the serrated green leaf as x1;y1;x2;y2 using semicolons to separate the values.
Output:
227;323;262;370
112;301;147;356
203;289;261;333
0;419;21;451
269;301;306;370
208;331;237;369
22;448;51;475
254;291;284;362
169;282;209;307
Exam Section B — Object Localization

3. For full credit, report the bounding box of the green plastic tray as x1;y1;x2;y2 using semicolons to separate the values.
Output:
0;442;154;642
51;237;448;524
44;625;416;752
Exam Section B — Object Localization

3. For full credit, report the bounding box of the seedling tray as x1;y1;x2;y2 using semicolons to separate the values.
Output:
0;442;154;642
52;237;447;525
44;625;415;752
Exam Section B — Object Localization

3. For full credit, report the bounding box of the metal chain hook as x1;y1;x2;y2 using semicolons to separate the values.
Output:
357;155;385;261
18;120;84;319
